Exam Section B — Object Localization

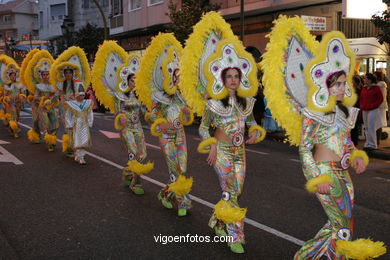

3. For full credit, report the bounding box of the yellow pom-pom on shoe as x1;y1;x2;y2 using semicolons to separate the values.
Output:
150;118;168;136
350;150;369;167
197;137;217;154
5;113;12;121
168;175;193;196
305;175;332;193
214;200;247;224
336;238;387;260
248;125;266;143
44;133;57;146
9;120;19;131
179;109;194;126
127;160;154;175
27;129;40;142
114;113;126;130
27;95;34;104
0;110;5;120
62;134;70;152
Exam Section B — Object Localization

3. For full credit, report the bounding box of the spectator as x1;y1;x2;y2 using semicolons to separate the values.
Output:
360;73;384;151
374;70;388;145
351;75;363;146
85;86;98;111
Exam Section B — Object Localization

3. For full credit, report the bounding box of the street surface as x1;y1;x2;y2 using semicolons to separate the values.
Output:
0;108;389;259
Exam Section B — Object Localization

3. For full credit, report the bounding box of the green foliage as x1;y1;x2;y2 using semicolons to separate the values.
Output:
166;0;221;44
371;1;390;54
74;23;105;60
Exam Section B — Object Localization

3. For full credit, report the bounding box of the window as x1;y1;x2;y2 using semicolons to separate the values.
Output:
148;0;163;6
129;0;141;11
102;0;109;7
111;0;123;16
3;15;12;23
39;11;43;28
50;4;66;19
82;0;89;9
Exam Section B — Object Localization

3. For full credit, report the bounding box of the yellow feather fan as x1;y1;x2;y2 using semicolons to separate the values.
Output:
24;50;55;94
20;49;39;87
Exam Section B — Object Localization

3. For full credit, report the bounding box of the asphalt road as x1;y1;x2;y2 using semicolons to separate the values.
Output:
0;108;389;260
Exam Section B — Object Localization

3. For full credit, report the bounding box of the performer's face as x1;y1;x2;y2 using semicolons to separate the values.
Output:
64;69;73;81
9;72;16;82
329;74;346;101
173;69;180;86
41;71;49;81
76;94;84;102
127;75;135;90
224;69;240;90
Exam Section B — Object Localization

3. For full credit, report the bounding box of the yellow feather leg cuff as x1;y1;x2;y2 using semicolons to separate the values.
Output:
248;125;266;143
9;120;18;131
114;113;126;130
127;160;154;175
27;129;40;142
19;94;26;100
168;175;193;196
214;200;247;224
179;109;194;126
62;134;70;152
144;112;153;125
336;238;387;260
197;137;217;154
44;133;57;145
27;95;34;104
0;110;5;120
151;118;168;136
350;150;369;167
305;175;332;193
5;113;12;121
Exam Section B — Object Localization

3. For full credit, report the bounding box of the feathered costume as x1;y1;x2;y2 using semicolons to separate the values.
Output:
179;12;266;252
50;47;90;156
92;40;153;194
24;50;59;150
0;55;25;138
260;16;386;260
134;33;193;216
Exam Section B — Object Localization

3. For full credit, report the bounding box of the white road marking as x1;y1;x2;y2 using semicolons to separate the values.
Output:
290;159;300;163
0;140;23;165
17;121;304;246
374;177;390;183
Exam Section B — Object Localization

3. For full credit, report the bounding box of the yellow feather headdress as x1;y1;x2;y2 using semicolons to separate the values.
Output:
25;50;55;94
179;11;238;116
134;32;182;111
0;55;20;85
50;46;90;89
116;53;141;93
91;40;128;113
20;49;39;87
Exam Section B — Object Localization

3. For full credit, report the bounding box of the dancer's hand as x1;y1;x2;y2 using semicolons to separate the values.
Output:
207;144;217;166
120;117;127;126
246;130;258;144
159;123;170;134
182;107;190;116
353;157;366;174
317;183;334;195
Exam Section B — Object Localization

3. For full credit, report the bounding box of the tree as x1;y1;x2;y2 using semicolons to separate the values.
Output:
166;0;221;44
74;23;105;61
371;0;390;54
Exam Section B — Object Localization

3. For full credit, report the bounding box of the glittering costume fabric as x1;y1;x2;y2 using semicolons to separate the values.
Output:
199;97;259;244
295;109;358;260
57;81;75;151
151;93;192;209
116;91;147;189
3;83;24;134
35;84;59;135
65;99;93;152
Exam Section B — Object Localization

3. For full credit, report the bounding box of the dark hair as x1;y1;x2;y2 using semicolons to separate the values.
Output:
63;79;75;94
127;73;135;82
64;68;74;74
326;70;346;88
337;101;349;118
220;68;246;109
374;71;384;81
352;75;363;87
365;73;377;84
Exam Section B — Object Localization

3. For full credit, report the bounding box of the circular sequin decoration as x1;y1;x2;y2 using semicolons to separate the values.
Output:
232;132;244;147
320;95;325;101
225;49;231;54
114;67;117;72
291;73;296;79
337;228;351;241
212;39;216;44
109;74;112;77
123;70;127;75
243;63;248;69
222;191;231;201
299;63;304;71
111;58;115;62
333;45;339;53
296;48;300;53
168;68;172;73
340;152;350;170
336;61;341;67
170;174;176;183
213;66;219;72
315;69;323;78
133;60;137;64
173;118;182;129
160;66;162;70
228;57;233;63
131;113;139;123
128;152;135;161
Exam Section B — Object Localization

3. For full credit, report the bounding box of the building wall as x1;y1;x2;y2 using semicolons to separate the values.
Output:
71;0;110;31
38;0;68;40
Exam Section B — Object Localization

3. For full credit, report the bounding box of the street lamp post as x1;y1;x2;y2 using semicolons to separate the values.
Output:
61;19;75;47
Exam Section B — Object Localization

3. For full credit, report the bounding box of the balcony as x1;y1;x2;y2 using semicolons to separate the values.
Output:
0;21;17;30
110;15;123;28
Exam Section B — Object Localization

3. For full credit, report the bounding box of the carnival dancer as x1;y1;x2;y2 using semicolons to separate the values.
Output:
179;12;266;253
260;16;386;259
92;40;153;194
24;50;59;151
21;49;41;143
50;47;91;157
135;33;193;216
64;85;93;164
0;55;25;138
